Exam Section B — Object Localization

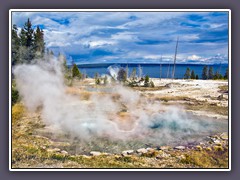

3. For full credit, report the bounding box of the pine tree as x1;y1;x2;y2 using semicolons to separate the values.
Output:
213;71;220;80
208;67;214;79
11;19;46;65
11;24;20;65
202;66;208;80
19;18;35;63
144;75;150;87
184;67;191;79
33;26;45;58
72;64;81;79
224;68;228;79
190;70;196;79
25;18;34;47
196;75;199;79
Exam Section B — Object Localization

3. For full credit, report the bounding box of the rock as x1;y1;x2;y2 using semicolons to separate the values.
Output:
206;147;212;151
41;146;46;150
217;94;224;100
177;155;186;160
165;83;172;88
61;150;68;155
114;155;122;160
213;145;224;152
195;145;202;151
156;151;170;159
183;97;191;101
136;148;148;154
47;148;61;153
213;139;221;145
122;150;134;156
146;147;155;152
90;151;102;156
159;146;171;151
174;146;185;150
220;132;228;140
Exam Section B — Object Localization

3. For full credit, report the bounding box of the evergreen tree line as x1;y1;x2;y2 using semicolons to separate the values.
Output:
12;18;45;65
184;66;228;80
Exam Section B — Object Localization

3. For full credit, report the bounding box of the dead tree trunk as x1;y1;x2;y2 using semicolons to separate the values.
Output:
172;37;179;79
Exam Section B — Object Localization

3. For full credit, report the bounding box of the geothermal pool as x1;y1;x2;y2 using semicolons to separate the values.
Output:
35;112;228;155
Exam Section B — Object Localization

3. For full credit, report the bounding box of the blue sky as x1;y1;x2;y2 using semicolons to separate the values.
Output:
12;11;229;64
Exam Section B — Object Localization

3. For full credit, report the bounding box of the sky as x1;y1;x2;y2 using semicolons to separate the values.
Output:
12;11;229;65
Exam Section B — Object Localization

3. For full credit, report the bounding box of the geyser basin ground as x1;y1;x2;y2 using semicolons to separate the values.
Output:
12;71;228;168
32;78;228;155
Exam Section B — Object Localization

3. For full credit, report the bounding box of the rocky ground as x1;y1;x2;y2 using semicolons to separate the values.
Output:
11;78;229;169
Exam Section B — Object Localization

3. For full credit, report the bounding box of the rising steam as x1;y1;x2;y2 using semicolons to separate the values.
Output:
13;58;226;146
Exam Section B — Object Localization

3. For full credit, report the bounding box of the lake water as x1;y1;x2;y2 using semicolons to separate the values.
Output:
76;63;228;79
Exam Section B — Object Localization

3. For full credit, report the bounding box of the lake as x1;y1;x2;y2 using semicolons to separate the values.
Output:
76;63;228;79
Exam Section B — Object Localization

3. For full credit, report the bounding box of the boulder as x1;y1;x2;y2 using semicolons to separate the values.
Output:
205;147;212;151
136;148;148;154
146;147;155;152
122;150;134;156
159;146;172;151
90;151;102;156
174;146;185;150
220;132;228;140
213;139;221;145
217;94;224;100
61;150;68;155
47;148;61;153
195;145;202;151
156;151;170;159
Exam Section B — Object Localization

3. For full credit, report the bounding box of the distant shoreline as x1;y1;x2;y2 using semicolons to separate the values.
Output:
71;63;228;68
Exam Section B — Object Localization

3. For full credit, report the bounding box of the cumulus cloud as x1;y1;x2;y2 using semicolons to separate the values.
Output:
187;55;201;60
12;11;229;64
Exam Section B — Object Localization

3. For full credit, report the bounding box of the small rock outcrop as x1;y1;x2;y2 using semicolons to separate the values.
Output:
159;146;172;151
61;150;68;155
174;146;185;150
220;132;228;140
136;148;148;154
47;148;61;153
90;151;102;156
122;150;134;156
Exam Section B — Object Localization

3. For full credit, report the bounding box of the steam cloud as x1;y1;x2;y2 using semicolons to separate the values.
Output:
13;58;226;146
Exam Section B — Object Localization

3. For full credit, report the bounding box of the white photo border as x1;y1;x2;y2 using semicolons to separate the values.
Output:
9;9;231;171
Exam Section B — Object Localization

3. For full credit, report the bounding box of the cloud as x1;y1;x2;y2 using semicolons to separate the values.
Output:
11;11;229;64
187;55;201;60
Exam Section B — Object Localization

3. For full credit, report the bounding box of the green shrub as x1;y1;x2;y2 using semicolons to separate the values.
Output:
144;75;150;87
72;64;82;79
12;88;19;105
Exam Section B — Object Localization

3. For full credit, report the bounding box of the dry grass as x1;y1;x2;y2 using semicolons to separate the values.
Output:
132;86;166;91
184;103;228;116
179;148;228;168
154;96;192;102
218;85;228;92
